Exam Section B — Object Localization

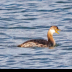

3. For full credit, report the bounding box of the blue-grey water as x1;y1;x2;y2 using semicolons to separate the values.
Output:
0;0;72;69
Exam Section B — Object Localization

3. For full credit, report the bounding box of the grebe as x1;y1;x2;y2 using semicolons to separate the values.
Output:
18;26;61;48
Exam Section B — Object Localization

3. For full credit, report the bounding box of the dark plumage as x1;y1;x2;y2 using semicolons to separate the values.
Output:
18;39;48;47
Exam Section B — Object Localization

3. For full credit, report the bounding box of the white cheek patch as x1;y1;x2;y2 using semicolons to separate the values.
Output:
50;29;55;34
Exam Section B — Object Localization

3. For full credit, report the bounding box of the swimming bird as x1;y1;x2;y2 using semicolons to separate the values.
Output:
18;26;60;48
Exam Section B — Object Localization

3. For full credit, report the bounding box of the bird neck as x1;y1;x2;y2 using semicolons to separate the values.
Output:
47;30;55;46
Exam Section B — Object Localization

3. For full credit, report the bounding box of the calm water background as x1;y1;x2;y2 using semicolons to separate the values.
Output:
0;0;72;69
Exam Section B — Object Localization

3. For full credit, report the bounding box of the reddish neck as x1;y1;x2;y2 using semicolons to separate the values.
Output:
47;30;55;46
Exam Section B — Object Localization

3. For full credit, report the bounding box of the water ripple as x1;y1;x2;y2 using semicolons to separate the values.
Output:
0;0;72;69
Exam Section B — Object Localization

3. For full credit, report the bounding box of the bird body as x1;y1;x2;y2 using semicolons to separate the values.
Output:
18;26;60;48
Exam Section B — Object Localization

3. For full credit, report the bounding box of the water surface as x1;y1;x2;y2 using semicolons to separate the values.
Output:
0;0;72;69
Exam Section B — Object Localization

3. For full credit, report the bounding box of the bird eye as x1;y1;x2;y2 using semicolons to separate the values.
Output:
56;27;58;29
